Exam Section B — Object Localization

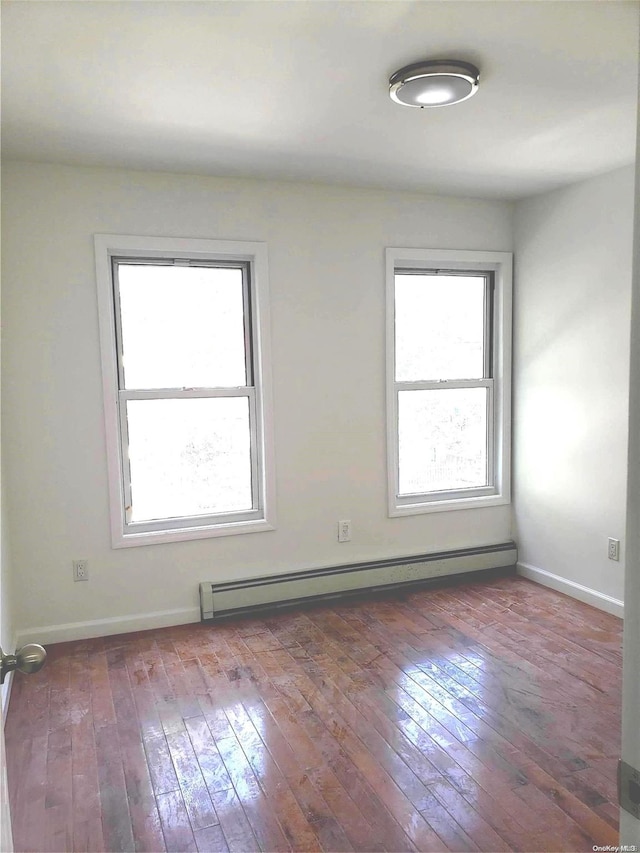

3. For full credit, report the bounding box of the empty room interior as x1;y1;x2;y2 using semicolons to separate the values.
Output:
1;1;640;851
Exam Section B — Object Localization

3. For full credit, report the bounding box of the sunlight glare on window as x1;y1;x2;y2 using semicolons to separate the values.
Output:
398;388;488;494
118;264;247;389
395;274;485;381
126;397;253;522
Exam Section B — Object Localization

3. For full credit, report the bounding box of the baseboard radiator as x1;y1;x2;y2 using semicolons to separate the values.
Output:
200;541;517;621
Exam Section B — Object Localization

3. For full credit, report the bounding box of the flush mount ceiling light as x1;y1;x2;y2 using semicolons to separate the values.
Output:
389;59;480;108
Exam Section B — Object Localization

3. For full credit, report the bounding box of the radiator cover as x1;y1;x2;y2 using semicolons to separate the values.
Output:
200;541;516;621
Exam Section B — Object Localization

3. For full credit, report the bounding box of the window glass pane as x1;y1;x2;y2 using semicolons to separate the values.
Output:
126;397;253;522
398;388;488;494
118;263;247;389
395;274;486;381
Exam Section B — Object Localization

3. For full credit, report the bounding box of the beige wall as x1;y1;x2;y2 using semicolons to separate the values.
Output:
1;161;513;640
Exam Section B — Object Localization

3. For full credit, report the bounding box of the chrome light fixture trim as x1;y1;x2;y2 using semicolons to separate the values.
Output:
389;59;480;108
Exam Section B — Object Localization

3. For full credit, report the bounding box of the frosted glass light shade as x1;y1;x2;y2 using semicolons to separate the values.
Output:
389;60;479;108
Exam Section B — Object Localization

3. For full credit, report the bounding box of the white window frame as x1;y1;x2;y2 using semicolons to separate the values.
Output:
94;234;276;548
386;247;512;516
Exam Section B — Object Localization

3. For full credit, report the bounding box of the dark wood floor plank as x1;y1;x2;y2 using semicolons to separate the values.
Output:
165;728;219;831
72;774;105;853
124;648;165;742
144;733;180;797
223;702;333;851
336;588;619;836
184;715;234;795
514;759;619;846
210;785;260;853
5;575;622;853
109;660;164;851
413;634;610;758
116;703;167;850
156;789;198;853
473;579;622;663
44;803;73;853
410;603;619;786
333;610;539;796
404;592;620;761
277;669;444;851
48;653;71;733
214;729;293;851
9;735;48;853
434;586;620;694
94;722;136;853
294;655;438;815
234;705;353;851
305;615;534;850
194;822;230;853
458;583;622;686
251;693;387;852
270;677;417;852
316;645;543;846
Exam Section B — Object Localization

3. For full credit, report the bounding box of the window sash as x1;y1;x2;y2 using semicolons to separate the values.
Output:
395;380;495;504
112;256;254;390
393;268;494;383
117;388;261;533
111;257;261;533
392;268;497;504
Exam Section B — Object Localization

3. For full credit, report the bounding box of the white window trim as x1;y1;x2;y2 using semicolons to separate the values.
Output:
94;234;276;548
386;247;512;517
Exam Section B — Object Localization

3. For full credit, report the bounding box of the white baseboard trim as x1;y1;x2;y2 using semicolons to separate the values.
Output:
14;606;201;647
517;561;624;618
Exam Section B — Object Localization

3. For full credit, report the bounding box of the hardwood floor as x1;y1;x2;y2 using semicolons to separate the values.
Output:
5;575;622;853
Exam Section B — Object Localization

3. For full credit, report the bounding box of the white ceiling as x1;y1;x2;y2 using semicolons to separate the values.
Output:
1;0;638;200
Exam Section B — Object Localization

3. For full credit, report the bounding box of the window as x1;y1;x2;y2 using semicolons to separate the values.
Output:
386;248;512;515
95;235;275;547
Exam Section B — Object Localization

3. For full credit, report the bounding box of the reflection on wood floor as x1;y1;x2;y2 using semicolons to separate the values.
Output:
5;574;622;852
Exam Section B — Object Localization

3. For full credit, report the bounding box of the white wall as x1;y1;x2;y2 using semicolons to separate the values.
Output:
1;213;15;712
620;91;640;847
0;483;14;852
0;487;13;715
1;161;513;641
513;165;635;610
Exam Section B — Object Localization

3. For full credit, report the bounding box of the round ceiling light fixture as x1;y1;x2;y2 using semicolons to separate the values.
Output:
389;59;480;108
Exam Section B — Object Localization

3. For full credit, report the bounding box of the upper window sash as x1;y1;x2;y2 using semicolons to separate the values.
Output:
393;267;494;384
112;256;254;392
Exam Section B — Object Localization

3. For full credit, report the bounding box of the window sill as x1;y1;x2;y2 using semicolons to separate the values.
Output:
389;493;510;517
112;518;275;548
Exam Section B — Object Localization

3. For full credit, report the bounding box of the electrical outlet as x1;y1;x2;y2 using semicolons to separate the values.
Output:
338;520;351;542
73;559;89;581
608;538;620;562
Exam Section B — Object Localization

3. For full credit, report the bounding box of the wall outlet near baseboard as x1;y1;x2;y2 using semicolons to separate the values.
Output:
338;520;351;542
73;559;89;581
608;538;620;562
